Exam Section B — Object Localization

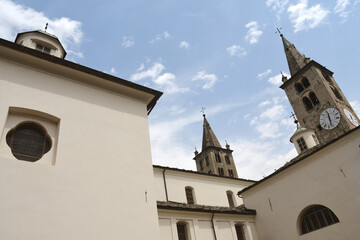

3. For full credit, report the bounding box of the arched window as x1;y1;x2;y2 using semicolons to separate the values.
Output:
226;191;235;207
177;222;189;240
185;187;195;204
295;82;304;93
215;153;221;162
235;224;245;240
302;77;310;88
302;97;313;110
218;167;224;176
309;92;320;105
330;85;343;101
299;205;339;235
6;122;52;162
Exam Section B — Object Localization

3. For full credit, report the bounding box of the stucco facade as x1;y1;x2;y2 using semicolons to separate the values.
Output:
0;35;162;240
240;127;360;240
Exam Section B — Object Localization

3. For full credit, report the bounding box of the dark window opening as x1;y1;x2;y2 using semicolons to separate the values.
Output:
228;169;234;177
302;77;310;88
208;170;212;174
185;187;194;204
295;82;304;93
322;72;332;83
330;85;343;101
6;122;52;162
309;92;320;105
300;205;339;235
235;224;245;240
303;97;313;110
177;222;188;240
297;137;308;152
227;191;235;208
225;155;231;164
215;153;221;162
218;167;224;176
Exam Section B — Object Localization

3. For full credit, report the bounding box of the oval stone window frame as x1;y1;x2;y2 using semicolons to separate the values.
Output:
6;122;52;162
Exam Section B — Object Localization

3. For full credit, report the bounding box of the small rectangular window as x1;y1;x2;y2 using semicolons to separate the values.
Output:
297;137;308;152
215;153;221;163
185;187;194;204
225;155;231;164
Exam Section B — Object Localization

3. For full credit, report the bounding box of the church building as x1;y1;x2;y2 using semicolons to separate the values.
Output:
0;28;359;240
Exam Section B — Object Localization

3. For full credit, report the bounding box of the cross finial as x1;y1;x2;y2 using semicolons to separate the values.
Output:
45;23;48;32
290;112;298;124
201;107;206;117
275;27;283;37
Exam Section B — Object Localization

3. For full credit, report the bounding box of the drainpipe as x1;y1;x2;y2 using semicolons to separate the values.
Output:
211;212;218;240
162;169;169;202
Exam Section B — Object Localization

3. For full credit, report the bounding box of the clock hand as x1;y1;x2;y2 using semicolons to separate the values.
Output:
327;112;332;125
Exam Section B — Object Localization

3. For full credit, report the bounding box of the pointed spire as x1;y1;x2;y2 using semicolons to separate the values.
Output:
281;34;310;76
202;114;222;150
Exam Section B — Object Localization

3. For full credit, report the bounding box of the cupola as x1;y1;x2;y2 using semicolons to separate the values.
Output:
290;122;319;155
15;29;66;59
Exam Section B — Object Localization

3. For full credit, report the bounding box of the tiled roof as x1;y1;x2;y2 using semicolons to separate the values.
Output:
157;201;256;215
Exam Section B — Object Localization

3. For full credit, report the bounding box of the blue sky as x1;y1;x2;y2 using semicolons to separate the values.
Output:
1;0;359;179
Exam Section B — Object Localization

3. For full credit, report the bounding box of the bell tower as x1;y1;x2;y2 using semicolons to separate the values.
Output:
279;34;359;145
193;114;238;178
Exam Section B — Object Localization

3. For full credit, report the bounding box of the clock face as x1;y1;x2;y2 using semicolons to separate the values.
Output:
344;108;359;127
319;108;340;130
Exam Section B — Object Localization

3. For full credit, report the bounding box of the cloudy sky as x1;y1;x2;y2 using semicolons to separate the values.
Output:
1;0;359;180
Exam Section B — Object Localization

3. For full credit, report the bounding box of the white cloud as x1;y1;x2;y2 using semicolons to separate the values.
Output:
288;0;329;32
260;105;286;120
130;62;188;94
0;0;83;58
110;67;117;74
169;106;186;115
226;45;247;57
334;0;350;20
350;101;360;115
266;0;289;17
258;69;272;79
121;36;134;48
245;21;263;44
192;71;218;89
258;100;271;107
232;138;297;180
268;72;289;86
150;31;171;43
137;63;145;71
179;41;190;49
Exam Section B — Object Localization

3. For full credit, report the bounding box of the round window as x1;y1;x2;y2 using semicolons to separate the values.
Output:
6;122;52;162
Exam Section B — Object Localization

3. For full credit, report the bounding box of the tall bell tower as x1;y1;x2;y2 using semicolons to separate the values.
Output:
279;34;359;145
193;114;238;178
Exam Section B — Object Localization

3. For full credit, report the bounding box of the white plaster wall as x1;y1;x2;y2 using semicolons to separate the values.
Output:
242;129;360;240
0;57;159;239
153;168;254;207
158;210;258;240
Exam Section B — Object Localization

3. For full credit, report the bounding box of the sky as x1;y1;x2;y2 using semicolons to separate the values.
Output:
1;0;359;180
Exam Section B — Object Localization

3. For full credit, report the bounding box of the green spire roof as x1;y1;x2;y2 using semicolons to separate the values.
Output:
281;34;309;76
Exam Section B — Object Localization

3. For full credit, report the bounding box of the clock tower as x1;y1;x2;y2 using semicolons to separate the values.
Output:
279;34;359;145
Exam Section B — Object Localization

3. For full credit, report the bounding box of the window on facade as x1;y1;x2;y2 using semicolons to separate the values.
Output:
199;160;204;170
303;97;313;110
322;72;332;83
218;167;224;176
208;170;212;174
330;85;343;101
227;191;235;208
295;82;305;93
296;137;308;152
235;224;245;240
205;156;210;166
215;153;221;162
6;122;52;162
177;222;188;240
228;169;234;177
302;77;310;88
36;44;51;54
299;205;339;235
309;92;320;105
225;155;231;164
312;135;319;145
185;187;195;204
